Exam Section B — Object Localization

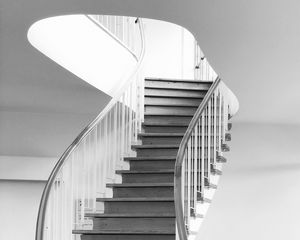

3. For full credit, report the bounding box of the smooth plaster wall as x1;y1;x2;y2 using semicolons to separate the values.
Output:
0;181;46;240
196;122;300;240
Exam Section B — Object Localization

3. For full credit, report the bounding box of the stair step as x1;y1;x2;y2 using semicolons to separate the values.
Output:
91;216;175;232
124;156;177;161
86;213;175;218
145;96;202;107
117;170;174;183
145;77;213;84
145;88;207;98
97;197;174;202
74;229;175;235
106;183;174;198
138;133;184;137
98;197;175;214
80;235;175;240
145;105;197;116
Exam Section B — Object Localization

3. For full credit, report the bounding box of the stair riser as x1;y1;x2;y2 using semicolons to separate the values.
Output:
121;173;173;183
136;148;178;157
144;115;192;125
112;186;174;198
145;106;197;115
81;235;175;240
145;79;211;90
104;201;175;214
143;126;187;133
92;217;175;231
145;88;207;98
141;136;182;145
129;160;175;170
145;97;201;106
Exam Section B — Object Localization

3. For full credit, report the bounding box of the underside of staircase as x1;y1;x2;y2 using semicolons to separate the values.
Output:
73;78;231;240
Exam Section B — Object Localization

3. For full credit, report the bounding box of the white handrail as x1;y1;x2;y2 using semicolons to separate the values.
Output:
35;16;145;240
174;78;239;240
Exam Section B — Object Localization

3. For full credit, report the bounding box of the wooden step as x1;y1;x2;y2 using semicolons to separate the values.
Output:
145;78;211;91
117;170;174;183
97;197;175;214
86;213;176;218
91;215;175;232
145;77;212;84
106;183;174;198
124;157;176;170
80;234;175;240
145;105;198;116
75;229;175;235
145;88;207;98
145;96;202;106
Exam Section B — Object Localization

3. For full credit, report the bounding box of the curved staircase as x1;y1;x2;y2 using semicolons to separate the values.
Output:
35;15;239;240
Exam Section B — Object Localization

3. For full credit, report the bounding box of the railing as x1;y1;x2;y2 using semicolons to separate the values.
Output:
174;77;239;240
194;41;218;81
35;15;145;240
88;15;140;56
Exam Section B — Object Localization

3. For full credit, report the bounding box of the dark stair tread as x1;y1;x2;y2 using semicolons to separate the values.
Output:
107;183;174;188
145;77;213;84
145;86;208;91
97;197;174;202
116;170;174;174
145;113;194;117
145;104;198;108
138;133;184;137
145;94;204;99
132;144;180;149
73;229;175;235
124;156;176;161
142;122;189;127
85;213;176;218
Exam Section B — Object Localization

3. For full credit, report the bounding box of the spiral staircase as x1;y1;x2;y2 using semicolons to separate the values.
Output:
35;16;239;240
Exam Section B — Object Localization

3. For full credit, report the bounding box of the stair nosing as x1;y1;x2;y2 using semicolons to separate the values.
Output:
132;144;180;149
116;170;174;174
106;183;174;188
85;213;176;218
145;94;204;99
124;156;176;161
145;77;213;84
145;86;209;91
144;104;198;108
96;197;174;202
73;229;175;235
138;133;184;137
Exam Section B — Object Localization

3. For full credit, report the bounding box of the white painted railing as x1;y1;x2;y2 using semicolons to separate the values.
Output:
194;42;218;81
175;78;239;240
35;15;145;240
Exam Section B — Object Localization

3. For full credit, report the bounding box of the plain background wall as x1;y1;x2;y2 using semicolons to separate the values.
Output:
143;19;195;79
197;122;300;240
0;181;46;240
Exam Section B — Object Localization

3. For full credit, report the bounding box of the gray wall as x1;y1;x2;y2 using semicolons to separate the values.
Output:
197;122;300;240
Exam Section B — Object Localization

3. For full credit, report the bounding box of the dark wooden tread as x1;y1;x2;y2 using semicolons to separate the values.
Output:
145;77;213;84
85;213;176;218
145;94;204;99
97;197;174;202
142;122;189;127
145;103;198;108
145;113;194;117
116;170;174;174
138;133;184;137
132;144;179;149
73;229;175;235
107;183;174;188
145;86;208;91
124;156;176;161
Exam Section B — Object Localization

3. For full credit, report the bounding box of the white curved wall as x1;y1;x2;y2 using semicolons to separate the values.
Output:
197;123;300;240
28;15;137;96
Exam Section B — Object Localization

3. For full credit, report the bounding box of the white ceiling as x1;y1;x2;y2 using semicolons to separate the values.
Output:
1;0;300;125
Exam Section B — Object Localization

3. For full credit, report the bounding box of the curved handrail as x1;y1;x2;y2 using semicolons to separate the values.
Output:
35;17;145;240
174;77;239;239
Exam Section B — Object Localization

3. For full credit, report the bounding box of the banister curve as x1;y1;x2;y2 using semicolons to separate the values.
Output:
174;77;239;240
35;17;145;240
